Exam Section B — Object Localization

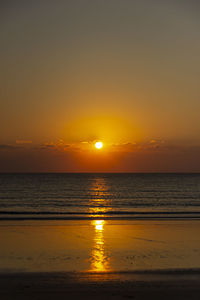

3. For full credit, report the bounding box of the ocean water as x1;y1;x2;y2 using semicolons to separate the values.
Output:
0;173;200;220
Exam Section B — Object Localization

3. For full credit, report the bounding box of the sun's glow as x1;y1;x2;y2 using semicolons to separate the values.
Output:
95;141;103;149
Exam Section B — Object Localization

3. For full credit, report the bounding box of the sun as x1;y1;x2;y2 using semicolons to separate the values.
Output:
95;141;103;149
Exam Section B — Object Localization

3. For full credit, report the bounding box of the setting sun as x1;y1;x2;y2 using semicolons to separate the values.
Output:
95;141;103;149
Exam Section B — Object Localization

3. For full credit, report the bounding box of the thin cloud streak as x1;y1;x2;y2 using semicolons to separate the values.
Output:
0;140;200;172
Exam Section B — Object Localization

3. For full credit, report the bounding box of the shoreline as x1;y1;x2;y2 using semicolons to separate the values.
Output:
1;210;200;222
2;267;200;276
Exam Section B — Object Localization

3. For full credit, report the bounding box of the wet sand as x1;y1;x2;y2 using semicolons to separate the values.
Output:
1;220;200;272
1;271;200;300
0;220;200;299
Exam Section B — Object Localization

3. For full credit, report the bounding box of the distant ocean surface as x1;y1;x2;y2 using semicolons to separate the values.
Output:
0;173;200;220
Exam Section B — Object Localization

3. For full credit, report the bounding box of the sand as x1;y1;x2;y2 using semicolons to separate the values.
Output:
1;220;200;273
0;271;200;299
1;219;200;299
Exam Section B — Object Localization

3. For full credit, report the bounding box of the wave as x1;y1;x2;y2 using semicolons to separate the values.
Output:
1;210;200;215
1;210;200;220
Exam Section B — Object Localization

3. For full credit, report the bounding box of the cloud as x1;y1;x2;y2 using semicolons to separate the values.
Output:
110;140;166;152
31;141;75;152
149;139;164;145
111;142;136;152
16;140;32;144
0;140;200;172
42;141;71;150
0;144;19;150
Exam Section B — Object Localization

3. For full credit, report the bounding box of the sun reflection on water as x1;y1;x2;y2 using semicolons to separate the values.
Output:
88;177;111;271
90;220;110;272
88;176;111;216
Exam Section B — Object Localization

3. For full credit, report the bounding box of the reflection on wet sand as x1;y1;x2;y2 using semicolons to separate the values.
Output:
90;220;110;272
1;220;200;273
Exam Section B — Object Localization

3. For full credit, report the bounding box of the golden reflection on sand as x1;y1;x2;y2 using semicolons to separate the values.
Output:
90;220;110;272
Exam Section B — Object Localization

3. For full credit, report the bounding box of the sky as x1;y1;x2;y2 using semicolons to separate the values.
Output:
0;0;200;172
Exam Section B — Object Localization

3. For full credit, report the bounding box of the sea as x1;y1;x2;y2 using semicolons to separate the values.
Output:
0;173;200;220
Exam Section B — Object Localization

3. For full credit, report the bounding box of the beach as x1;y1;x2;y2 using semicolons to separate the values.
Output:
0;219;200;299
1;0;200;297
1;270;200;300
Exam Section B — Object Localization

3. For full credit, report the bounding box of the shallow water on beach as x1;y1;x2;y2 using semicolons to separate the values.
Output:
0;220;200;273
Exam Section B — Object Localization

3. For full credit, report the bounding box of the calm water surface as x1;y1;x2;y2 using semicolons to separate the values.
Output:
0;173;200;219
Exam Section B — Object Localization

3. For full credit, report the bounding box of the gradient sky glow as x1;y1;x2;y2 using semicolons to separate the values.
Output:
1;0;200;172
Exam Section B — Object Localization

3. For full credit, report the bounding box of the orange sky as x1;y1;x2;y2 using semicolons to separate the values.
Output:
1;0;200;172
0;140;200;172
